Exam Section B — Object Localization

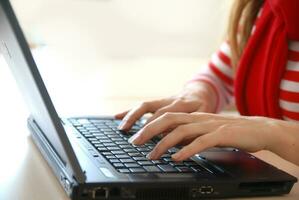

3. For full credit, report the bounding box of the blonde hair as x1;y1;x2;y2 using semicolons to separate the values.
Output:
228;0;264;69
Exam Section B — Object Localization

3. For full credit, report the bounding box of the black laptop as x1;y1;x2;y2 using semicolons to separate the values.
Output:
0;0;297;199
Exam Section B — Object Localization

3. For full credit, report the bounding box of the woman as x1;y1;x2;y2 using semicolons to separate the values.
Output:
115;0;299;166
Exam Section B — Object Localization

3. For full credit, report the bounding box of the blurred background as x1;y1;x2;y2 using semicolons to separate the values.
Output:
1;0;232;116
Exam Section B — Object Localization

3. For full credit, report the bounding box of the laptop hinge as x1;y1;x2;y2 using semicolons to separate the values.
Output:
27;116;83;194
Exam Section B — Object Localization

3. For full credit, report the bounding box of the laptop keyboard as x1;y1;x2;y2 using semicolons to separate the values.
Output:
69;118;210;174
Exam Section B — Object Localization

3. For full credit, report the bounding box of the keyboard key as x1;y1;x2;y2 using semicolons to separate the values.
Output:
102;152;112;156
90;119;106;123
157;164;178;172
83;124;95;128
99;139;111;143
97;147;108;152
77;119;90;124
111;138;123;141
96;135;108;139
95;125;107;129
169;162;185;167
176;167;194;172
152;160;165;165
132;157;148;161
143;166;161;172
124;149;138;153
107;135;121;139
146;145;156;150
113;163;125;168
106;155;116;159
111;151;125;154
84;135;95;138
103;143;117;147
162;157;173;162
136;147;149;151
118;169;130;173
101;128;113;132
191;165;206;172
89;130;101;134
119;145;133;148
161;154;172;158
115;141;128;145
120;159;135;163
168;148;178;154
90;141;101;145
141;151;151;156
94;144;105;148
115;154;130;159
121;135;130;139
109;159;120;163
137;161;154;166
144;141;155;145
124;163;140;168
107;146;120;151
128;152;142;157
93;134;106;138
129;168;146;173
86;127;98;131
80;131;90;135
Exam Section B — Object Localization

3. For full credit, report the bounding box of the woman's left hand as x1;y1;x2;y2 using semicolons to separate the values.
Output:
128;112;280;161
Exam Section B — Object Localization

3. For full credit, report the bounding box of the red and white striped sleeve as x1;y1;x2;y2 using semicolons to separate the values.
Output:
188;42;234;113
279;41;299;121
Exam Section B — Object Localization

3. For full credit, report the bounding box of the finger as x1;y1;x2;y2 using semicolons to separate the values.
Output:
147;123;207;160
145;99;206;125
130;112;226;145
172;132;221;161
147;121;220;159
118;99;169;131
129;112;196;145
145;104;179;125
114;110;130;119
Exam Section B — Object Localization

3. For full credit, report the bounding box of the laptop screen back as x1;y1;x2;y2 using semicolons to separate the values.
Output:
0;0;85;182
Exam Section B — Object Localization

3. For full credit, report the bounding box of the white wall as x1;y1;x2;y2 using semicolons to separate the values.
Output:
11;0;232;59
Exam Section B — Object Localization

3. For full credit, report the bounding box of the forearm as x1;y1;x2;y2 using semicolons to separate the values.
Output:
267;120;299;166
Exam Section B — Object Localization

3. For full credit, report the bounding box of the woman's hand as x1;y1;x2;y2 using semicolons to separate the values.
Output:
128;112;298;163
115;81;218;131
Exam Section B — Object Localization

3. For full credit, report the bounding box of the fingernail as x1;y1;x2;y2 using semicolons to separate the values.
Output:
146;151;156;160
128;135;136;143
146;152;153;160
118;122;126;130
128;134;140;144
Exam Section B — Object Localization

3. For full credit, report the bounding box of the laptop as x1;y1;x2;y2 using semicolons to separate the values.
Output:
0;0;297;199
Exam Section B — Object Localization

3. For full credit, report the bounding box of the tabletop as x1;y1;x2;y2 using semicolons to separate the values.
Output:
0;48;298;200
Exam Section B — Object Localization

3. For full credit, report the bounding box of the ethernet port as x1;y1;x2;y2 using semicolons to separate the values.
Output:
92;187;109;199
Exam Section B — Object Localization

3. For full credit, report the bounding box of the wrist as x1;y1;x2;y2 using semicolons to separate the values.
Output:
265;119;298;160
182;81;218;113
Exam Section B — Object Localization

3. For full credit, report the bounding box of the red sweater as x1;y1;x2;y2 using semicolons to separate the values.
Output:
191;2;299;121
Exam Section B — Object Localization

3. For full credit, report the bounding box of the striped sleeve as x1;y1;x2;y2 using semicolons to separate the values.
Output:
279;41;299;121
189;42;234;113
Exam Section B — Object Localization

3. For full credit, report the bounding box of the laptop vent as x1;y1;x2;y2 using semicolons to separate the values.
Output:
135;187;188;200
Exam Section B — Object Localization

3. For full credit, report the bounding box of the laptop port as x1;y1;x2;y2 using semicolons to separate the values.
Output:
199;186;214;194
92;187;109;199
109;187;121;197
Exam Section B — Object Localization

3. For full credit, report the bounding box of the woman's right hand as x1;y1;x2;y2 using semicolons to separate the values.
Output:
115;81;218;131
